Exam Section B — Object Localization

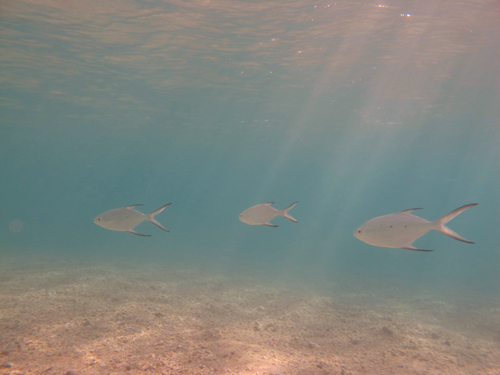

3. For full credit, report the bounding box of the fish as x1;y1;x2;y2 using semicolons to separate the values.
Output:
353;203;478;251
94;204;171;236
239;202;298;227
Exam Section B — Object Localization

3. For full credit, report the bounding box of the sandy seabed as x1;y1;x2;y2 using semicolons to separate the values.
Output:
0;254;499;375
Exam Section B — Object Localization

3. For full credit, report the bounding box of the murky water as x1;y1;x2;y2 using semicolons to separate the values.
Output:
1;0;499;373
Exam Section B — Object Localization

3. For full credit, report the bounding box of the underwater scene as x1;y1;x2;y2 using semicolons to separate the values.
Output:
1;0;499;374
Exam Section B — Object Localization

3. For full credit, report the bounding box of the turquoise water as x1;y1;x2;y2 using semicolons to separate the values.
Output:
1;0;499;372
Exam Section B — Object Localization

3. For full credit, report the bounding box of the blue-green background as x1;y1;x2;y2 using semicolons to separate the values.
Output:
1;0;499;300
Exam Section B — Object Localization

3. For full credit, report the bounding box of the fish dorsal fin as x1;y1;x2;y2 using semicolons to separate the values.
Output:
400;208;423;214
263;202;275;205
126;204;143;209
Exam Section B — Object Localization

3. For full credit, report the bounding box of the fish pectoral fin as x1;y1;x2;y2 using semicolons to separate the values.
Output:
127;230;151;237
264;223;278;227
402;246;434;252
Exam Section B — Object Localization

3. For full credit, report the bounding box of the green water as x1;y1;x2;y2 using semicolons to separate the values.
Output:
1;1;499;372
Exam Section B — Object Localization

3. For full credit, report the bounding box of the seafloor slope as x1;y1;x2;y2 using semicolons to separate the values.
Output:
0;255;499;375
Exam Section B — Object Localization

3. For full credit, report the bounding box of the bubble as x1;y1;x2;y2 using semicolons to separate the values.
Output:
9;219;24;233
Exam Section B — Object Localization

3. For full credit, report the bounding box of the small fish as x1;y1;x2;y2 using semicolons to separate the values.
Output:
94;204;171;236
239;202;298;227
353;203;478;251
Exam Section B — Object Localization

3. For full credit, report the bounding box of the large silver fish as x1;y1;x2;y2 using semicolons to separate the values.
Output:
353;203;478;251
239;202;298;227
94;204;171;236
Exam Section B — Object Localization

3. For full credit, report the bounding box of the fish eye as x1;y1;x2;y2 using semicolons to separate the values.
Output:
358;230;361;233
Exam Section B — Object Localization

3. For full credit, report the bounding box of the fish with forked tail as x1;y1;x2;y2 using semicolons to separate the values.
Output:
239;202;298;227
353;203;478;251
94;204;171;236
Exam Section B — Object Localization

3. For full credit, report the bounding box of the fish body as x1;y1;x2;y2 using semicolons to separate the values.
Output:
239;202;298;227
94;204;170;236
353;204;477;251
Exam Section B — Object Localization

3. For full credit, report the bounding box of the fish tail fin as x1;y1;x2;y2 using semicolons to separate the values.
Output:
281;201;298;223
147;203;171;232
434;203;478;244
